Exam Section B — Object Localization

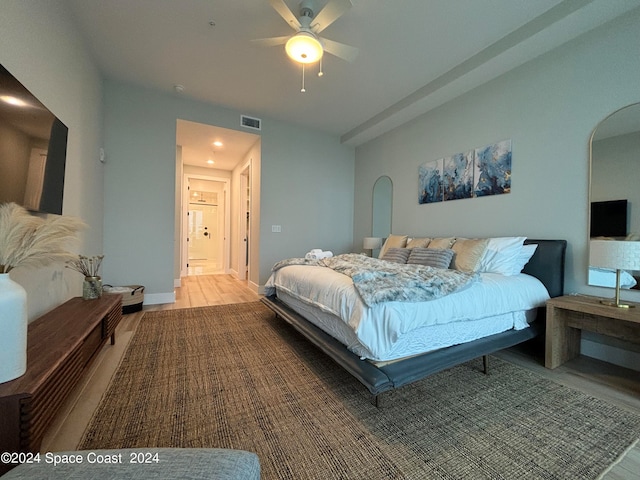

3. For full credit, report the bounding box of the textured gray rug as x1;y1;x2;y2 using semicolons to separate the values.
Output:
80;302;640;479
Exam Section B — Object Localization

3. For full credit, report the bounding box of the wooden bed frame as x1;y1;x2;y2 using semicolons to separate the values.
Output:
261;239;567;404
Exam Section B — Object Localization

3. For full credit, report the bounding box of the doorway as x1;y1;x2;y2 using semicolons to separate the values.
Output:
185;177;229;275
175;119;261;288
188;190;223;275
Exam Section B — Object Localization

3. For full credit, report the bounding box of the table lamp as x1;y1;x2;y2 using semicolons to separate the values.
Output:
589;239;640;308
363;237;382;256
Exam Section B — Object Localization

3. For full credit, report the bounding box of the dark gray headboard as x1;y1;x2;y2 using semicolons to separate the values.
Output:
522;239;567;298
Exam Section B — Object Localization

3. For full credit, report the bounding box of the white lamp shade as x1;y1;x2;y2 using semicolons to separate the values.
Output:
590;240;640;271
363;237;382;250
285;32;323;64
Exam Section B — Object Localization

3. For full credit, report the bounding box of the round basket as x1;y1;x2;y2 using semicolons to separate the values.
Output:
103;285;144;314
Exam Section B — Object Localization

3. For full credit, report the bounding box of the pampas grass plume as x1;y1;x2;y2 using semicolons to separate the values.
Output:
0;203;86;274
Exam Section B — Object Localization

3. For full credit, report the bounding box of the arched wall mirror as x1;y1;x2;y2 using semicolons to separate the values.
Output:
588;102;640;291
372;176;392;257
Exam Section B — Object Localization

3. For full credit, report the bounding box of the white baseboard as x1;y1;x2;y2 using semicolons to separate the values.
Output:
581;338;640;372
174;278;181;288
247;280;260;294
143;291;176;306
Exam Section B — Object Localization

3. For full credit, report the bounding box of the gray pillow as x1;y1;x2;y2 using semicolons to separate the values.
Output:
381;247;411;264
407;248;454;268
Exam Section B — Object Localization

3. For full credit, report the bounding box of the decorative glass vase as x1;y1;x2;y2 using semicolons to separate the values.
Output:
83;276;103;300
0;273;28;384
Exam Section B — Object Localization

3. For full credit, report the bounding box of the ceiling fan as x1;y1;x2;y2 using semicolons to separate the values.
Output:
254;0;359;84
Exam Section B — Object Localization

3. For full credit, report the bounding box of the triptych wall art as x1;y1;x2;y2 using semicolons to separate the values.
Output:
418;139;512;205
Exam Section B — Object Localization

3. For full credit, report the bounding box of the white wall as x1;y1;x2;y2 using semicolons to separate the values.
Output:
0;0;103;320
259;120;355;285
354;10;640;368
102;80;355;299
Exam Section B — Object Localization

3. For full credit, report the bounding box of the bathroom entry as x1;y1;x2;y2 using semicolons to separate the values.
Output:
187;179;227;275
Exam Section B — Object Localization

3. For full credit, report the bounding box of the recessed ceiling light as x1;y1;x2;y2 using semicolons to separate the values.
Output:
212;141;223;147
207;159;215;165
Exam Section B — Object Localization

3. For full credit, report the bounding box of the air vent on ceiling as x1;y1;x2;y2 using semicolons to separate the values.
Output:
241;115;261;131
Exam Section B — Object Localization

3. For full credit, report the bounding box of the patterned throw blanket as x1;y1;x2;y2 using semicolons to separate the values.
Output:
269;253;478;307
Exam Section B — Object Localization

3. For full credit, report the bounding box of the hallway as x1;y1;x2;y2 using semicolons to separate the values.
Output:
186;259;225;276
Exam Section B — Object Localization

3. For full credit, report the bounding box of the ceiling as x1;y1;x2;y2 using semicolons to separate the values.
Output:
177;119;259;170
64;0;640;170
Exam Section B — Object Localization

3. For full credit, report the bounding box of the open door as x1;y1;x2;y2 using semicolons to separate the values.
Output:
238;166;250;280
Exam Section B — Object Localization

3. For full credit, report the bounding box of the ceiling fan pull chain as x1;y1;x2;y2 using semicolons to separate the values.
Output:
301;63;306;93
318;57;324;77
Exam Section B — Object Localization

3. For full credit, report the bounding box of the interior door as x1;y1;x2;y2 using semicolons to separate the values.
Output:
239;167;250;280
188;203;220;267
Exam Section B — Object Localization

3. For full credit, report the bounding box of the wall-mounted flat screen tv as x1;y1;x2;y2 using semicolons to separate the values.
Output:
0;64;68;215
590;199;628;237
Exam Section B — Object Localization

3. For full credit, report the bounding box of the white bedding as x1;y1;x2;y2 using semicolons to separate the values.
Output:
268;265;550;362
588;266;637;289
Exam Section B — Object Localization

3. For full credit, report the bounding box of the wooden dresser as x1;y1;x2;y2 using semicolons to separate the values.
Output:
0;294;122;473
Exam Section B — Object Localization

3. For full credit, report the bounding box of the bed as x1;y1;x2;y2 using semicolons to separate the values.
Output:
261;238;566;403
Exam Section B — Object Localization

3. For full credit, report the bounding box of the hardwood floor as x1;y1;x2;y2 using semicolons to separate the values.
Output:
41;276;639;479
174;274;261;308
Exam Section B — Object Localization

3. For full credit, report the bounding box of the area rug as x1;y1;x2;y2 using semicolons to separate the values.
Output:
80;302;640;479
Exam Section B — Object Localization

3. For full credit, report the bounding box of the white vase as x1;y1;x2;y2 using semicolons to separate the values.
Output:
0;273;28;384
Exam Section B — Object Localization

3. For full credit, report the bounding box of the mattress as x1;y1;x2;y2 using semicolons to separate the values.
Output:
268;265;550;362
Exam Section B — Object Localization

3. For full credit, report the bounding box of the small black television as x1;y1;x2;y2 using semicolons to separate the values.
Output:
0;64;68;215
590;199;628;237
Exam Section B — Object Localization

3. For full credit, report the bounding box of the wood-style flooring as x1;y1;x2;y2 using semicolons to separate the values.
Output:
41;275;640;479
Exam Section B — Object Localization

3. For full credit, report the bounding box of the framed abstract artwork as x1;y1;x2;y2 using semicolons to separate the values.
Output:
474;139;512;197
443;150;474;201
418;139;512;204
418;159;443;204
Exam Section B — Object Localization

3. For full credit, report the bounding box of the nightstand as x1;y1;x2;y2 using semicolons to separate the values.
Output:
545;295;640;369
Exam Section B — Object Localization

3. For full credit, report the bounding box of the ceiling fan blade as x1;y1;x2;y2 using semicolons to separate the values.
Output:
312;0;352;34
269;0;301;30
252;35;290;47
320;37;359;62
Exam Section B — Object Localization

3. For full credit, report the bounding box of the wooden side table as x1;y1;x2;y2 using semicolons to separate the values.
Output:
0;294;122;474
545;295;640;369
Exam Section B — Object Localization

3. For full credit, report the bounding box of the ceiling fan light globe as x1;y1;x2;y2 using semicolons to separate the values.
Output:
285;32;323;64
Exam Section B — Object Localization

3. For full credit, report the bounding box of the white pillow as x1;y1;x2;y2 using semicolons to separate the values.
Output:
477;237;527;276
512;243;537;275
